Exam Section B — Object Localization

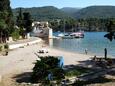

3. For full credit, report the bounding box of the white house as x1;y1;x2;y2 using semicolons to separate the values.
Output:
31;21;53;38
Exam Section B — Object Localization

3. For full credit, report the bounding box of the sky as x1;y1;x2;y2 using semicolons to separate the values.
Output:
10;0;115;8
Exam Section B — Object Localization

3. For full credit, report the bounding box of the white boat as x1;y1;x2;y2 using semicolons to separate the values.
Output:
57;20;74;39
70;31;84;38
57;20;84;39
58;33;74;39
58;33;65;37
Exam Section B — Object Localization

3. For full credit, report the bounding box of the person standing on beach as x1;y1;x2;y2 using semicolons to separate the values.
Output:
104;48;107;59
85;48;88;54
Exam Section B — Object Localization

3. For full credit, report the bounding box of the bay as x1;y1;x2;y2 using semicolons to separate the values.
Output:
51;32;115;57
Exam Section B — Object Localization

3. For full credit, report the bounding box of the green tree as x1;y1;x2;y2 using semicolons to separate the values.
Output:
104;20;115;41
11;28;20;41
16;9;32;38
31;56;65;84
0;0;13;43
0;19;7;43
23;12;32;33
16;8;23;28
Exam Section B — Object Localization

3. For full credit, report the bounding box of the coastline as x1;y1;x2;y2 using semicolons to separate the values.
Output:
0;38;93;86
47;46;92;65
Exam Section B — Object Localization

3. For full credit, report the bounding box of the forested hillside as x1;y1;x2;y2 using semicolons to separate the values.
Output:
61;7;80;17
12;6;115;33
13;6;115;21
74;6;115;19
12;6;71;21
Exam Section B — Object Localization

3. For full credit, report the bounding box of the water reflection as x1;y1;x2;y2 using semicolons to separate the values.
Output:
52;32;115;57
49;39;53;47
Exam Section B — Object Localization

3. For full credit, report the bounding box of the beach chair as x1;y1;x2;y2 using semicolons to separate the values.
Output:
38;48;48;54
38;50;44;53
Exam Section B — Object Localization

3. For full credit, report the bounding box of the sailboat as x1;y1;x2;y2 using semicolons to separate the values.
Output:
58;20;84;39
57;20;74;39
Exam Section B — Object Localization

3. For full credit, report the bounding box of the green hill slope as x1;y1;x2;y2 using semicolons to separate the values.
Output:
61;7;81;17
74;6;115;19
12;6;115;21
12;6;71;21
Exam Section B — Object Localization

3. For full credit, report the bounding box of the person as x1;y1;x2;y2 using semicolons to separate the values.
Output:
104;48;107;60
5;51;8;56
93;55;97;61
85;48;88;54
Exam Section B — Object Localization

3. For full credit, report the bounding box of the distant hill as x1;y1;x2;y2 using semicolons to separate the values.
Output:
74;6;115;19
12;6;71;21
61;7;81;17
12;6;115;21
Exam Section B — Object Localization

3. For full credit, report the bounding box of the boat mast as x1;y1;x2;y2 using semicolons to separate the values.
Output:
63;19;65;34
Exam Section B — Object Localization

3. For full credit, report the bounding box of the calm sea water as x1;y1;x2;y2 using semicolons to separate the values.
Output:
50;32;115;57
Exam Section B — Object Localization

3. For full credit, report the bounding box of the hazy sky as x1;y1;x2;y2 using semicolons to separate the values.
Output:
10;0;115;8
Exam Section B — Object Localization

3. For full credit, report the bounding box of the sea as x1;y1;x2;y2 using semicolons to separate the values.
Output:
48;32;115;57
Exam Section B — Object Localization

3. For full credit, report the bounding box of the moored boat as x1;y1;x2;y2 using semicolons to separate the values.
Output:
70;31;84;38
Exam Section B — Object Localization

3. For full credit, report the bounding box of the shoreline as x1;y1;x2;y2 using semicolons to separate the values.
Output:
1;38;115;86
0;38;92;74
0;38;94;86
40;44;93;66
50;45;115;58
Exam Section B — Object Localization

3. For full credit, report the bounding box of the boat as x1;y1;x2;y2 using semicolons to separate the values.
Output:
57;20;74;39
70;31;84;38
57;31;84;39
58;33;75;39
58;33;65;37
57;20;84;39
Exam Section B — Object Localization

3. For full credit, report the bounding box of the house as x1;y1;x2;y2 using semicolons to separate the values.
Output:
31;21;53;38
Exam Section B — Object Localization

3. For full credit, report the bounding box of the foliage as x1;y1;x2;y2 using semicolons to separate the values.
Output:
104;20;115;41
4;43;9;49
0;45;3;51
16;8;23;28
16;8;32;38
12;6;71;21
65;67;91;77
74;6;115;19
12;6;115;32
0;44;9;52
11;29;20;41
0;19;7;29
19;27;26;39
61;7;80;17
31;56;65;84
0;0;13;43
49;18;76;32
13;6;115;21
12;6;115;37
73;77;115;86
23;12;33;33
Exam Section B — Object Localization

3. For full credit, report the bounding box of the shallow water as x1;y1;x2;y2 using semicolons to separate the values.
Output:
50;32;115;57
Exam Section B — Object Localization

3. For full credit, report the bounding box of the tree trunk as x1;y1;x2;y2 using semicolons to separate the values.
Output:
0;31;2;43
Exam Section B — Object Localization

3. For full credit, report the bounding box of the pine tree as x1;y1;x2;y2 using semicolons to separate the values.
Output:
23;12;32;33
0;0;13;43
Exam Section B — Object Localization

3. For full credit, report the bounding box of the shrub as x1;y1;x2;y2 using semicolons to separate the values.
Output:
0;46;2;51
31;56;65;84
11;29;20;41
4;44;9;50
